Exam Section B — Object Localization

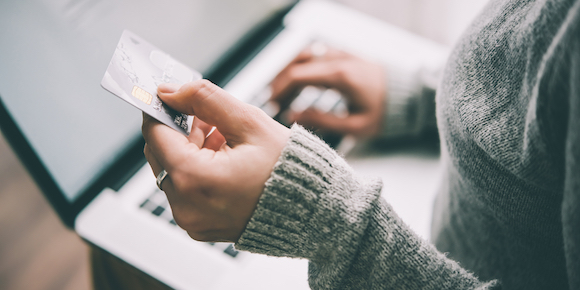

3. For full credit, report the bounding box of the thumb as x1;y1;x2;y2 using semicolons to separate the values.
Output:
158;80;265;145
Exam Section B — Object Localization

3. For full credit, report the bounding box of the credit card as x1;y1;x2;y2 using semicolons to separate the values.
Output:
101;30;201;136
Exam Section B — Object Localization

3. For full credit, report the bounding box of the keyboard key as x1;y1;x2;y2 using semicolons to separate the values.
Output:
139;199;150;208
224;244;239;258
151;206;165;216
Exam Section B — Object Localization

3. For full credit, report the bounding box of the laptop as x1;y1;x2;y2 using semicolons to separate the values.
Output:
0;0;447;289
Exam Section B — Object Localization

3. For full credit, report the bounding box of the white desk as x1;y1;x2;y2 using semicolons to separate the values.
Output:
346;140;442;240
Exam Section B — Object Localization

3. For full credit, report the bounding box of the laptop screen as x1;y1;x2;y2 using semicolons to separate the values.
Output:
0;0;293;203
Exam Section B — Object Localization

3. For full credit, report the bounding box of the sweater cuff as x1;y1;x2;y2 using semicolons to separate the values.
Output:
381;65;423;138
236;124;382;261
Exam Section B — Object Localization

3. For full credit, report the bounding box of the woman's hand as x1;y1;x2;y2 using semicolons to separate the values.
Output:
270;45;386;137
142;80;290;243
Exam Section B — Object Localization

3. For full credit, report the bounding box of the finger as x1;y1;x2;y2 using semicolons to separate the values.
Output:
270;48;352;103
191;117;225;150
296;45;349;63
203;129;226;151
156;86;218;144
194;117;215;138
287;48;316;65
270;60;352;103
295;109;373;136
143;143;162;176
158;79;265;145
285;45;335;65
310;46;350;61
142;112;197;173
143;142;175;190
188;116;216;147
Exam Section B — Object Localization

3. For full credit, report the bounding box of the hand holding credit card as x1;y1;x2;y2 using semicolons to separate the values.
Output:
101;30;202;136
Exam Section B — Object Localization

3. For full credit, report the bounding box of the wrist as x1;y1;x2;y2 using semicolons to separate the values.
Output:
236;124;382;262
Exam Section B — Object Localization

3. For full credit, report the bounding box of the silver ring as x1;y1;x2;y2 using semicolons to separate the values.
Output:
156;169;169;191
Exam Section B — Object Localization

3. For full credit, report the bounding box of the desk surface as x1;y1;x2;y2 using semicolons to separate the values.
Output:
345;138;441;240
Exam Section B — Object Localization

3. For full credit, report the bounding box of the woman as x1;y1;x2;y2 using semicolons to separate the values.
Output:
142;0;579;288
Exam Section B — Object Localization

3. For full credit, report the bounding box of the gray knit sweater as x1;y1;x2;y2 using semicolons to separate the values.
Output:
236;0;580;289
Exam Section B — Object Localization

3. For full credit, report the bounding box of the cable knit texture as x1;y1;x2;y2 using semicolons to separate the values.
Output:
237;0;579;289
381;64;438;139
237;125;497;289
433;0;579;289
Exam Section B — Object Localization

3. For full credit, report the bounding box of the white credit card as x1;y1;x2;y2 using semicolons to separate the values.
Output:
101;30;202;136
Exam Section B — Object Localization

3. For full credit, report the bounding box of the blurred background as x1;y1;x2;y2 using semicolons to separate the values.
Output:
0;0;488;289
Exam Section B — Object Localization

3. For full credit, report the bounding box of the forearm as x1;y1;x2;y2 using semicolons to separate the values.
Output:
339;197;498;289
237;125;497;289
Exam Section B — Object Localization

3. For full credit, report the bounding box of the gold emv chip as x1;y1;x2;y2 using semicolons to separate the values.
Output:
131;86;152;105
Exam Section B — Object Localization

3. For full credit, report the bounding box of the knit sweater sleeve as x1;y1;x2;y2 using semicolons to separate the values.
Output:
379;64;439;139
561;2;580;289
236;125;498;289
563;43;580;290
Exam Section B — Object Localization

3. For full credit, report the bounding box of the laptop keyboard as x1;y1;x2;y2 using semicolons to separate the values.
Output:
139;189;240;258
250;85;348;120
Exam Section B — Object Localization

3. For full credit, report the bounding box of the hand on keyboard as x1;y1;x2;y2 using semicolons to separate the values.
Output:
269;44;386;137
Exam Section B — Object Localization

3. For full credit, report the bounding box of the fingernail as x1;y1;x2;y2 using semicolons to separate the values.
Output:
158;83;181;94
